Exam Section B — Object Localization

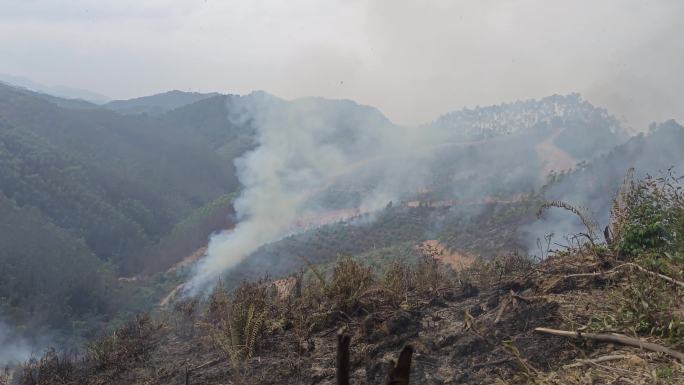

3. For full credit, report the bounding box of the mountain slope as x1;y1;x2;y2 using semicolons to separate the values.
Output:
0;80;100;110
0;83;238;267
544;119;684;223
104;90;219;115
0;192;109;330
0;84;252;349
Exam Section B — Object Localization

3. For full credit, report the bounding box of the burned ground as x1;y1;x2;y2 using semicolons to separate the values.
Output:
15;247;684;385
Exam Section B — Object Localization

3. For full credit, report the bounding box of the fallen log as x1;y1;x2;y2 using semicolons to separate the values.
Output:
535;327;684;362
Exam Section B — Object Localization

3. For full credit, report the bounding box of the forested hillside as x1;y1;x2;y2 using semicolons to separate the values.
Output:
0;84;408;347
428;93;626;146
0;84;238;266
0;83;246;344
4;1;681;381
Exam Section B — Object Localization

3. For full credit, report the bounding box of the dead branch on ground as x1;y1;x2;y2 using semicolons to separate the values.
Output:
535;327;684;362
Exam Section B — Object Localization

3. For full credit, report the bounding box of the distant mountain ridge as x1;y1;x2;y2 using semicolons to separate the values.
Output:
429;93;627;141
0;73;110;104
104;90;220;115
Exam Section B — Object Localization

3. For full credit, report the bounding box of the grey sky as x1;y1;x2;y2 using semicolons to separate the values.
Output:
1;0;682;128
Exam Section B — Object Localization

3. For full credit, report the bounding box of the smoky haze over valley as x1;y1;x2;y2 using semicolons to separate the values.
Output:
1;1;684;381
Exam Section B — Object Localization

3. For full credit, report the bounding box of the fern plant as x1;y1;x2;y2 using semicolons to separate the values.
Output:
207;281;270;366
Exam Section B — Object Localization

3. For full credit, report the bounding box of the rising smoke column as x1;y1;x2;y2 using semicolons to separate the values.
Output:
185;94;432;294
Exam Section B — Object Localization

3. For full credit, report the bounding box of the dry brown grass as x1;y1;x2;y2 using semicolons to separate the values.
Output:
17;314;160;385
327;257;375;312
18;348;79;385
86;313;157;372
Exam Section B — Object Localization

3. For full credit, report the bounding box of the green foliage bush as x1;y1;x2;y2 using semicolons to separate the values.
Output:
608;170;684;345
619;271;684;346
616;170;684;264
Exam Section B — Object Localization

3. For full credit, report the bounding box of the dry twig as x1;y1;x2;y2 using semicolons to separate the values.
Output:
562;354;629;368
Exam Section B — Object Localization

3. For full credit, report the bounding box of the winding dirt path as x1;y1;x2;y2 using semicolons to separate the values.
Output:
535;128;576;175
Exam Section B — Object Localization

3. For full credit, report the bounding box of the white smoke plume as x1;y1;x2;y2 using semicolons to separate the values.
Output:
186;94;435;294
0;319;33;368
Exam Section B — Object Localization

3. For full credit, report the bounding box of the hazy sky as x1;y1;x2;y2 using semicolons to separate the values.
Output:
1;0;682;127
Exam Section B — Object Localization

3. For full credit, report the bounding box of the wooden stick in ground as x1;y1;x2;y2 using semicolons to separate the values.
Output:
535;327;684;362
385;345;413;385
336;332;351;385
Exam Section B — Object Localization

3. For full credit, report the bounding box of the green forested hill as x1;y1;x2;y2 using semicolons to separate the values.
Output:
158;94;259;171
0;191;113;333
0;84;250;340
0;83;239;268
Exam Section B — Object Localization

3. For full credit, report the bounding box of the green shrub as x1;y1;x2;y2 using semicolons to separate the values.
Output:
616;171;684;261
609;170;684;345
619;271;684;347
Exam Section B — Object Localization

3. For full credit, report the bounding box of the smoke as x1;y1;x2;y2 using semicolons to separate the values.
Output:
185;92;630;293
186;94;434;294
0;319;33;368
583;2;684;131
520;119;684;257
